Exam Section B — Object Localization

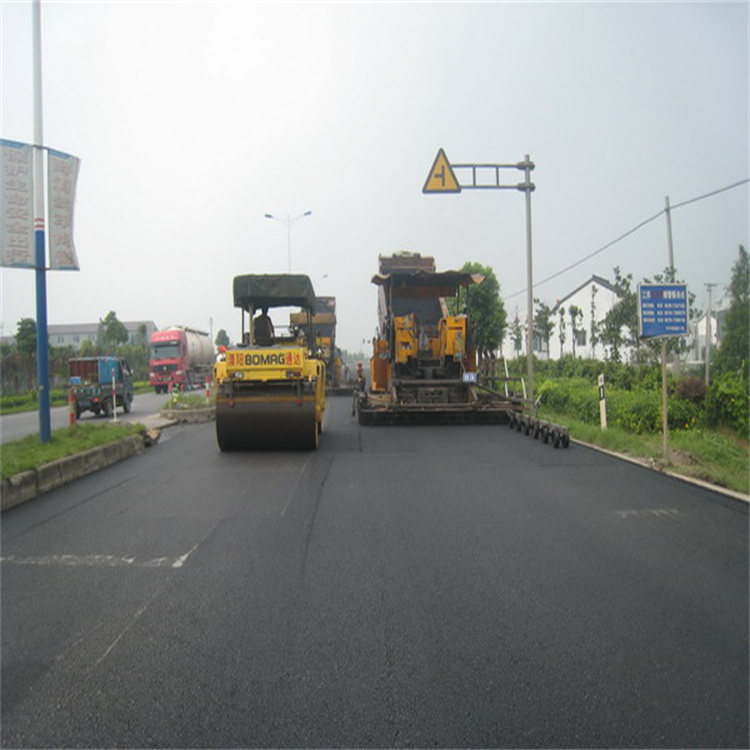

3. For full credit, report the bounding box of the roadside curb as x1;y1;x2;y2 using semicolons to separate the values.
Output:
1;435;145;512
159;407;215;424
571;438;750;505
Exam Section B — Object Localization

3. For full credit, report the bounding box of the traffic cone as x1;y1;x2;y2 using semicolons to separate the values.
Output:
69;388;76;426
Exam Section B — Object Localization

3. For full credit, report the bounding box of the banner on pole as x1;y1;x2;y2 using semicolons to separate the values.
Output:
0;139;35;268
48;148;80;270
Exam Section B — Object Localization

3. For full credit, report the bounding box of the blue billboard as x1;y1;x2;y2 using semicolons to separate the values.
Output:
638;284;689;339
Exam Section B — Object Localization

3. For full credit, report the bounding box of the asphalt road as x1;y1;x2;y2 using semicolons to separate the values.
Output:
1;395;748;749
0;390;172;443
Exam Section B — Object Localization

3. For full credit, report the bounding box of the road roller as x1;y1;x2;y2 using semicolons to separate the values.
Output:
215;274;326;451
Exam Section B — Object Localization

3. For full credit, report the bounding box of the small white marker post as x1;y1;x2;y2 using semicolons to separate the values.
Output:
598;373;607;430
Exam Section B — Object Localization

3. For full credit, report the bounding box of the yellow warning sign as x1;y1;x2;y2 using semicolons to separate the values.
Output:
422;148;461;193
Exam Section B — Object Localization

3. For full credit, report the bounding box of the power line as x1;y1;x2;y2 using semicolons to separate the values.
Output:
504;177;749;302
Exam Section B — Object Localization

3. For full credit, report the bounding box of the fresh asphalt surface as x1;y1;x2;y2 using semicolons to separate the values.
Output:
1;395;748;748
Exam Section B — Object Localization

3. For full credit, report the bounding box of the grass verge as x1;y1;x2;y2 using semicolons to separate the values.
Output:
1;422;145;481
539;406;749;496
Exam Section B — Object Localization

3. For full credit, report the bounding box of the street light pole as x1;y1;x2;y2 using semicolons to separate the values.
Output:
264;210;313;272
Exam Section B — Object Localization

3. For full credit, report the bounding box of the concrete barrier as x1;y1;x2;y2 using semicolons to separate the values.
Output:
159;407;215;424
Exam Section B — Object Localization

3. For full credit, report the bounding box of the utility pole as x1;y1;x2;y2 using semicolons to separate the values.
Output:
664;196;675;275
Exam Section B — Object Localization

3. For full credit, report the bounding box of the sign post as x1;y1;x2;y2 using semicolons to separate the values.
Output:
423;149;536;402
598;373;607;430
0;1;81;444
638;283;689;459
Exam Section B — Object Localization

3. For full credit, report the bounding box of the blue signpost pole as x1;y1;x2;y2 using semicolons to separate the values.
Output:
34;219;51;443
33;0;51;443
638;283;689;461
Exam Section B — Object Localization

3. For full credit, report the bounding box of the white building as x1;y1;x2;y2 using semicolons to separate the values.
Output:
502;275;627;361
1;320;158;350
686;289;730;366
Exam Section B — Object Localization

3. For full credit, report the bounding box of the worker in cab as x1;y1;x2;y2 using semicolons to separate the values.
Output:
253;307;275;346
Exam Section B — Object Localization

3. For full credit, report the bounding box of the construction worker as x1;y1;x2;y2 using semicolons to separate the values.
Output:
253;307;275;346
352;362;366;417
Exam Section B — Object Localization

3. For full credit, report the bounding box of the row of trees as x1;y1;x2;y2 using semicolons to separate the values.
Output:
0;312;151;392
504;246;748;374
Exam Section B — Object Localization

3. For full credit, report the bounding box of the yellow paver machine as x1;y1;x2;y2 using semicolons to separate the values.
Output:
356;253;524;425
215;274;326;451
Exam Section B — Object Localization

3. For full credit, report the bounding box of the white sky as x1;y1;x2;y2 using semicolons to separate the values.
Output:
1;0;748;353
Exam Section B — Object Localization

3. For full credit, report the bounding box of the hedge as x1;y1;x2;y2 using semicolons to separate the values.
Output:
537;378;703;434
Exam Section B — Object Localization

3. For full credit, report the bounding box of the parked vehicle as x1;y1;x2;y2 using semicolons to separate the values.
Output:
149;326;214;393
69;356;134;418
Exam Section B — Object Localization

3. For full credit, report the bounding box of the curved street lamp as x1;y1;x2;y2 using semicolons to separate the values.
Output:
264;210;313;272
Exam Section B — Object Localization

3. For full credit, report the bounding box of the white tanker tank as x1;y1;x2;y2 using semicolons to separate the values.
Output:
149;326;215;392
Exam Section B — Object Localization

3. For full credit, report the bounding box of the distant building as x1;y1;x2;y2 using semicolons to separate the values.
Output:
687;289;730;366
1;321;158;350
502;275;627;361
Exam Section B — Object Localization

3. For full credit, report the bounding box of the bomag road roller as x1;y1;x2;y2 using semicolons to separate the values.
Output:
215;274;326;450
356;253;523;425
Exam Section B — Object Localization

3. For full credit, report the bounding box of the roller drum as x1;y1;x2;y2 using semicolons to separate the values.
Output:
216;389;319;451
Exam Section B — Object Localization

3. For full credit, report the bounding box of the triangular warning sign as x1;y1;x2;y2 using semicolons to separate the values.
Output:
423;148;461;193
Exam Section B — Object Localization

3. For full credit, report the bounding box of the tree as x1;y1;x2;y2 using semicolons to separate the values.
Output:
215;329;230;348
568;304;583;357
557;306;566;357
14;318;37;390
509;314;524;354
16;318;37;356
590;284;599;358
456;262;507;362
533;299;555;357
714;245;749;378
598;268;637;362
101;311;129;348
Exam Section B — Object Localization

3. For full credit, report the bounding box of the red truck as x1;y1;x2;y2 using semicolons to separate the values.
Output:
149;326;215;393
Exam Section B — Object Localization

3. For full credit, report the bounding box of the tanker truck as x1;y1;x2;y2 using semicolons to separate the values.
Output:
149;326;215;393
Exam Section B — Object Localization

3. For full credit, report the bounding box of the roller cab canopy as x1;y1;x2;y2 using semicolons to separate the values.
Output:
233;274;317;312
372;270;485;298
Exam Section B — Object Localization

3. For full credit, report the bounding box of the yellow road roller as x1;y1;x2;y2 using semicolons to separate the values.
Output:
215;274;326;451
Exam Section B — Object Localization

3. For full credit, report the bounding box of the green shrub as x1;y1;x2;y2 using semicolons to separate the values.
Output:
538;378;702;434
705;372;750;437
673;376;706;405
608;390;660;433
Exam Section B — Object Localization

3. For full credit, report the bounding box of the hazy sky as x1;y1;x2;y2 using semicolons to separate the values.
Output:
1;1;748;352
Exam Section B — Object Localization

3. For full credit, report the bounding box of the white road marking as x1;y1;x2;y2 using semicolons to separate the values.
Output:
1;522;221;570
614;508;681;519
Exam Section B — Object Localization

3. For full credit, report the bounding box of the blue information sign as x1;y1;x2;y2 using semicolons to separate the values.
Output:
638;284;689;339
